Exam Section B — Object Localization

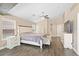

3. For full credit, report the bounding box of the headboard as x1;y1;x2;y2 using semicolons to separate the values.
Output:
18;25;33;35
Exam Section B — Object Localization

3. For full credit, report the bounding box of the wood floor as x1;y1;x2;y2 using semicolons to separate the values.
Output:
0;37;77;56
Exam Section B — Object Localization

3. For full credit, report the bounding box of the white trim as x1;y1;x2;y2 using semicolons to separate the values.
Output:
21;40;42;49
72;47;79;55
77;13;79;56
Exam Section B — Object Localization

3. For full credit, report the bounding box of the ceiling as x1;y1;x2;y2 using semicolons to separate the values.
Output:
0;3;74;23
0;3;17;13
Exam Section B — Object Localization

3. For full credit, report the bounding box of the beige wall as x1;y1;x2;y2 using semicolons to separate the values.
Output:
51;16;64;24
0;15;34;35
36;19;48;34
0;15;34;26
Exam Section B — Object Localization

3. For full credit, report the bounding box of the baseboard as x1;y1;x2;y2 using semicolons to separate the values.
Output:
72;47;79;55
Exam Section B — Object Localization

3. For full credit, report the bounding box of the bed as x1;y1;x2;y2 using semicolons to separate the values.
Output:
20;32;44;49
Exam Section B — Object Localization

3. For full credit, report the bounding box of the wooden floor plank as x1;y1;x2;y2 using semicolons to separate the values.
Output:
0;37;76;56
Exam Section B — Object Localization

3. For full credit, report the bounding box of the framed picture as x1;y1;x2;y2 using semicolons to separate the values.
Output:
64;20;73;33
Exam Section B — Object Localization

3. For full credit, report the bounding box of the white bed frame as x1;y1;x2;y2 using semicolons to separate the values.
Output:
18;26;43;49
21;40;42;49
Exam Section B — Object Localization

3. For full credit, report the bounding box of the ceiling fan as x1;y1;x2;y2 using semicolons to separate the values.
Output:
32;11;49;19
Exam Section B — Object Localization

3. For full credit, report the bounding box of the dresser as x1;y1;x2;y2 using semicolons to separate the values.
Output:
64;33;72;49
